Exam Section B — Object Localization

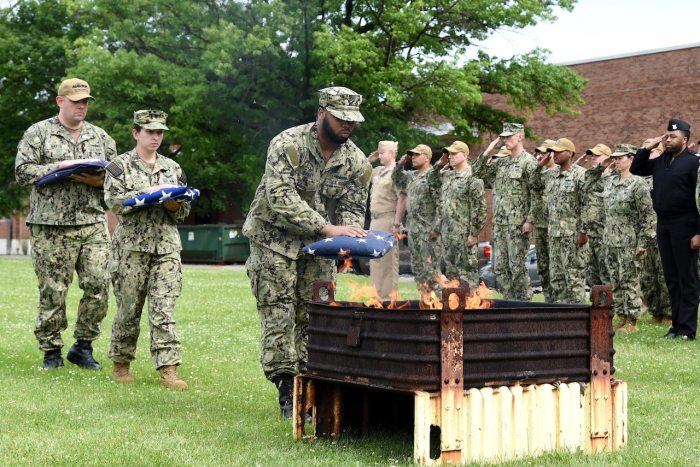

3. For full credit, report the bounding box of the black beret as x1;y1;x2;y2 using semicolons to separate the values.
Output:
667;118;690;132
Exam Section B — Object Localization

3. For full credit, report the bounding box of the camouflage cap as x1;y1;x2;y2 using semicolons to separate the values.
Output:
535;139;556;153
549;138;576;153
499;122;524;137
585;143;612;157
319;86;364;122
610;143;637;157
134;110;169;131
407;144;432;157
444;140;469;155
58;78;94;101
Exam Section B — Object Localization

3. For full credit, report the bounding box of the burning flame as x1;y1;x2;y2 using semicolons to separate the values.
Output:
337;257;353;273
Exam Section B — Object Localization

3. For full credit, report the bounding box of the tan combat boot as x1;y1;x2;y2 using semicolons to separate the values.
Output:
112;362;135;384
613;315;628;331
617;318;638;333
159;365;188;390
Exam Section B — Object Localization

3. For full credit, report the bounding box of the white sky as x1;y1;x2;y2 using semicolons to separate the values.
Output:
466;0;700;64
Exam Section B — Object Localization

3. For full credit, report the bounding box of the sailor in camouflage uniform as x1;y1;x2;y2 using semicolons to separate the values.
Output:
602;144;656;332
531;140;557;301
430;141;486;290
473;123;537;301
392;144;443;295
580;144;613;290
104;110;190;390
15;78;116;370
537;138;591;304
243;87;371;418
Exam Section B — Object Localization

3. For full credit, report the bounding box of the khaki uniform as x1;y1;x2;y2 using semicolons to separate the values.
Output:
243;123;370;380
392;165;443;293
104;149;191;369
369;165;402;299
472;150;537;300
431;168;486;290
602;174;655;320
15;116;116;351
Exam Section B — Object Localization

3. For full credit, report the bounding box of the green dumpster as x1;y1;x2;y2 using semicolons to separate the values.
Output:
178;224;250;264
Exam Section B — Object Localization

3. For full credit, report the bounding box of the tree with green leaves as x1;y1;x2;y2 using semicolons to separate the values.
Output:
0;0;586;220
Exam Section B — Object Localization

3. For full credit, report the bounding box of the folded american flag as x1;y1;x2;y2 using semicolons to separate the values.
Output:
36;160;109;187
302;230;396;260
122;186;200;207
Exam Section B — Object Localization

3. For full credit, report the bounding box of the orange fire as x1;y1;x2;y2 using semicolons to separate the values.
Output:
331;277;493;311
337;257;353;273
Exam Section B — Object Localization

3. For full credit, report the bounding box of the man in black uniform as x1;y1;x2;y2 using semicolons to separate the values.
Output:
631;118;700;340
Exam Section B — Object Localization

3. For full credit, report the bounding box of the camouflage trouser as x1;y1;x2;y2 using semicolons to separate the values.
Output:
640;242;671;317
369;213;399;300
407;228;442;294
606;246;643;319
108;249;183;369
549;236;588;304
586;235;610;288
29;223;109;352
442;232;479;291
535;226;553;302
493;224;531;301
246;242;334;381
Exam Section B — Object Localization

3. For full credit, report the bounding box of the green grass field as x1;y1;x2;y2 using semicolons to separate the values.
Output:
1;257;699;466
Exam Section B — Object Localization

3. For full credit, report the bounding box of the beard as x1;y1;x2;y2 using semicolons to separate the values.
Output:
322;116;352;145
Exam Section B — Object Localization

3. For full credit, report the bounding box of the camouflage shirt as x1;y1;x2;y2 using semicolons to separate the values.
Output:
581;164;608;237
529;165;557;228
15;116;116;225
432;169;486;237
543;164;591;238
392;165;441;232
104;149;190;254
472;150;538;226
242;123;371;260
602;174;655;248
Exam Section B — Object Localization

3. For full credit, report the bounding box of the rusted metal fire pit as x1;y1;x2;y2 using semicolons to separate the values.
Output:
294;281;624;465
305;281;614;392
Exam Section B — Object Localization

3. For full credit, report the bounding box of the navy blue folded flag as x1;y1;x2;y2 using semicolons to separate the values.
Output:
35;160;109;187
122;186;200;207
302;230;396;260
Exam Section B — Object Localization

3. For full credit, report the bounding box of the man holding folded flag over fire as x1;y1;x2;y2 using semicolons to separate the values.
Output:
243;87;372;418
15;78;116;370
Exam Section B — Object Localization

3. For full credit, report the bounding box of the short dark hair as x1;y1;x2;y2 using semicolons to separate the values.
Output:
133;123;143;132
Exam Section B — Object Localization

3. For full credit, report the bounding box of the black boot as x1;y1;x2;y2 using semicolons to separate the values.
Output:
43;349;64;369
66;340;101;370
273;374;294;419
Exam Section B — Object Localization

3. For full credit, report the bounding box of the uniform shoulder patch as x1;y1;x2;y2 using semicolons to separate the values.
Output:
360;163;372;186
106;161;123;178
286;144;300;168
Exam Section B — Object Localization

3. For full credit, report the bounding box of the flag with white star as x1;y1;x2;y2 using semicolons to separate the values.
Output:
122;186;200;207
36;160;109;187
302;230;396;259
